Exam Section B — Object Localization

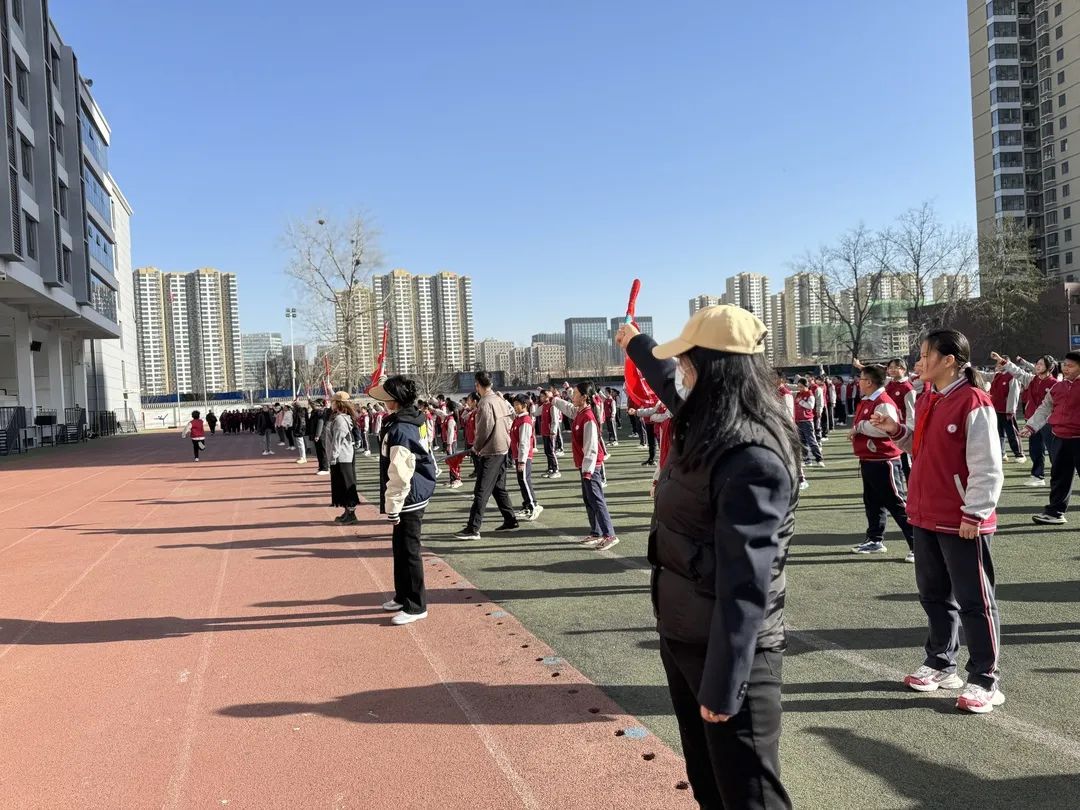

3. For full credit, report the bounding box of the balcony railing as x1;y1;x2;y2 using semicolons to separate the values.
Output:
90;275;117;322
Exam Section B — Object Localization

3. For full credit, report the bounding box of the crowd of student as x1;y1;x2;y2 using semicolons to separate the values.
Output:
175;304;1080;809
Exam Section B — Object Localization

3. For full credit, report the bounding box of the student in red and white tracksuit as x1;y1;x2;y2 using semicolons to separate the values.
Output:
356;406;371;456
832;376;848;426
794;379;823;464
885;359;917;479
848;364;914;558
845;377;860;417
775;374;808;490
824;375;837;434
873;330;1005;714
551;384;618;550
1021;350;1080;524
995;353;1060;485
510;395;542;520
371;406;385;446
635;402;672;495
811;378;826;441
438;399;459;455
989;366;1025;462
539;390;562;478
601;389;619;445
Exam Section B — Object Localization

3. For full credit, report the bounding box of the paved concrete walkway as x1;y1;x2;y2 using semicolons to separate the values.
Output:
0;433;691;809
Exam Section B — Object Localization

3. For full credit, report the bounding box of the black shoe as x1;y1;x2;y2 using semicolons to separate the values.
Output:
340;512;359;525
334;511;349;522
494;522;520;532
641;459;657;467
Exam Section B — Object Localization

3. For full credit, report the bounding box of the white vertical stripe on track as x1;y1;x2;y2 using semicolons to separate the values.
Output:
344;527;540;810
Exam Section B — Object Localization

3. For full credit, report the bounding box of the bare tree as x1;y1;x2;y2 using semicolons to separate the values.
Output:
883;202;978;350
974;219;1047;349
282;213;384;392
794;224;887;361
411;362;457;400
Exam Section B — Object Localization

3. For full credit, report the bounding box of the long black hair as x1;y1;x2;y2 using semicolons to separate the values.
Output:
922;329;976;387
674;347;801;474
575;381;603;424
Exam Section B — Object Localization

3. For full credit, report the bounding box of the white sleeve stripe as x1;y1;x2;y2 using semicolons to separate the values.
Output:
963;405;1004;522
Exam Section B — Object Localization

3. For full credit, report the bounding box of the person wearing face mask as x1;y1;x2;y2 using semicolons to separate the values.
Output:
616;305;800;810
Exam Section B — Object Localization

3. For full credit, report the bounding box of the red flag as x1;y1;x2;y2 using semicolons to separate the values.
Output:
322;354;334;399
622;279;657;408
365;321;390;394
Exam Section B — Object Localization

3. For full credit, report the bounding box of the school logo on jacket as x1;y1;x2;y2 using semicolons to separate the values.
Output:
947;424;958;434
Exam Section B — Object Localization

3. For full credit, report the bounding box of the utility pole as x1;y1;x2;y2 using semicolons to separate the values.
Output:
286;308;297;399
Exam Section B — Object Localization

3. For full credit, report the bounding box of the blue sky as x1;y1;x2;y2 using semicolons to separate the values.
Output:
52;0;976;345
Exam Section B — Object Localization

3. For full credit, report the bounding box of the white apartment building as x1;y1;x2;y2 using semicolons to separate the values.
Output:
767;291;788;366
475;338;515;373
688;294;723;316
725;273;772;360
784;272;827;362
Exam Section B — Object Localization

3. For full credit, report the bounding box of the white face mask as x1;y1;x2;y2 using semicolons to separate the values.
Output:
674;363;691;400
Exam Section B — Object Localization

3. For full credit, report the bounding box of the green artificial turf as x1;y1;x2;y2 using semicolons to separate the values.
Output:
355;426;1080;809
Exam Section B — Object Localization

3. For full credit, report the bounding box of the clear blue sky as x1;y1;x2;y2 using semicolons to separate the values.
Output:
52;0;976;345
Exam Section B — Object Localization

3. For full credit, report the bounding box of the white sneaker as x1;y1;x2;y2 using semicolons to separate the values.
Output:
1024;476;1046;487
903;665;964;692
381;600;403;612
278;442;286;446
513;509;531;518
956;683;1006;713
316;469;329;476
261;450;270;456
799;480;810;491
528;504;544;521
549;471;562;479
194;458;200;462
448;480;463;489
267;450;275;455
289;446;296;451
815;460;826;468
363;450;372;456
905;550;915;563
296;459;307;464
391;610;428;625
556;451;565;457
594;535;619;551
611;441;619;446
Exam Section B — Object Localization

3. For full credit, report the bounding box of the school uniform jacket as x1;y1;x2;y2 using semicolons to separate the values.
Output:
1002;360;1061;421
888;378;1003;535
851;388;902;461
379;406;438;521
989;371;1021;416
510;413;536;463
552;398;605;476
777;385;794;419
793;392;816;423
540;401;560;438
1025;374;1080;439
885;379;916;430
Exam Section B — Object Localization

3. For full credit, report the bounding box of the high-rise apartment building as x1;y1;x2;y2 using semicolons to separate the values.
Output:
240;332;283;390
133;267;243;396
0;5;130;426
474;339;515;373
609;316;653;364
932;272;976;301
725;273;773;360
969;0;1080;280
372;269;475;375
784;272;827;362
689;294;723;316
768;292;788;365
334;285;378;378
531;342;567;377
564;317;609;372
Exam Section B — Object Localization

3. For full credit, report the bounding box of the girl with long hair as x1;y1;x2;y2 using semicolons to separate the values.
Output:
872;329;1005;713
550;381;618;550
328;392;360;525
618;305;800;810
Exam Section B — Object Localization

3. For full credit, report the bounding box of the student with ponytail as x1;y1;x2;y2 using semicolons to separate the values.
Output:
871;329;1006;714
551;381;618;550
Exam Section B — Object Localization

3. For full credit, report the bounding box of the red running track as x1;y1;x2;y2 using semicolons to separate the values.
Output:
0;432;692;809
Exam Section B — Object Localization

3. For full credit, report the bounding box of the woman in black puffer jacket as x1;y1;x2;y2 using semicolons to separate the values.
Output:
617;305;801;810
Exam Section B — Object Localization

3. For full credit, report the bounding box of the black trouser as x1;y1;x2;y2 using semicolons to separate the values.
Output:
314;439;328;471
900;452;911;481
628;413;642;439
543;436;559;473
825;403;835;434
466;454;517;532
1046;436;1080;517
392;509;427;615
580;472;614;537
913;527;1000;690
860;458;913;549
645;422;657;463
208;423;216;434
797;421;821;462
996;411;1022;458
605;416;617;443
834;400;847;426
659;637;791;810
286;427;295;448
555;428;564;453
191;439;201;460
1029;424;1058;480
516;458;537;511
356;428;368;453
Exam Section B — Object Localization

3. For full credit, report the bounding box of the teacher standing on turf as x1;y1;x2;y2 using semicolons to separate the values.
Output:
617;305;800;810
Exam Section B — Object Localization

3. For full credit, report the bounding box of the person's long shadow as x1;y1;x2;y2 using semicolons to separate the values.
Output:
877;581;1080;604
787;622;1080;655
481;557;649;576
217;682;619;725
44;520;353;536
0;607;389;644
803;726;1079;809
158;535;387;552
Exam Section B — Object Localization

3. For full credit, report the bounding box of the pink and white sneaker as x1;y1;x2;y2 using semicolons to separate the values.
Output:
579;535;602;547
903;665;964;692
956;683;1006;714
594;536;620;551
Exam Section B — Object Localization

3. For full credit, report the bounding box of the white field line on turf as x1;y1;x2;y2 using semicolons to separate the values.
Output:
430;466;1080;763
342;528;541;810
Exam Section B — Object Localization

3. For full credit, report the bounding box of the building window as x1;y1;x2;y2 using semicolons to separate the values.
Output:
1057;25;1064;39
1067;228;1073;241
1062;116;1069;130
1068;252;1075;264
19;137;31;182
50;50;61;88
1067;206;1073;219
1065;160;1071;174
1059;70;1067;85
1047;211;1060;225
1057;2;1064;16
62;246;71;282
12;0;22;27
15;60;28;106
57;181;67;218
24;213;36;259
54;116;63;156
1066;183;1072;197
1061;93;1069;107
1059;48;1066;62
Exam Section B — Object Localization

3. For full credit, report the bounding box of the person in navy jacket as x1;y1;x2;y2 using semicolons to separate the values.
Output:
872;329;1005;714
617;305;800;810
369;375;439;626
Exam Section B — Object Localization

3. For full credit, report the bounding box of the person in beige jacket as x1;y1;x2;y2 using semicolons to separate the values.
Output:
453;371;519;540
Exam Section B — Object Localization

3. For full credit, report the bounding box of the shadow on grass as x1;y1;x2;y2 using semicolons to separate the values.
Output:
803;726;1079;809
876;581;1080;603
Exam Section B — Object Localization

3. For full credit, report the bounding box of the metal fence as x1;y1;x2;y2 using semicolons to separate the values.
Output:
0;406;27;455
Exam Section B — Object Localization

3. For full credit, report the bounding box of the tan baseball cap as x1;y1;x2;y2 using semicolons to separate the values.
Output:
331;391;351;402
652;305;767;359
367;384;394;402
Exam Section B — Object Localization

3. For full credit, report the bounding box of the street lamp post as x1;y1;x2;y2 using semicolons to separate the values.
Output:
286;308;297;399
263;348;271;401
